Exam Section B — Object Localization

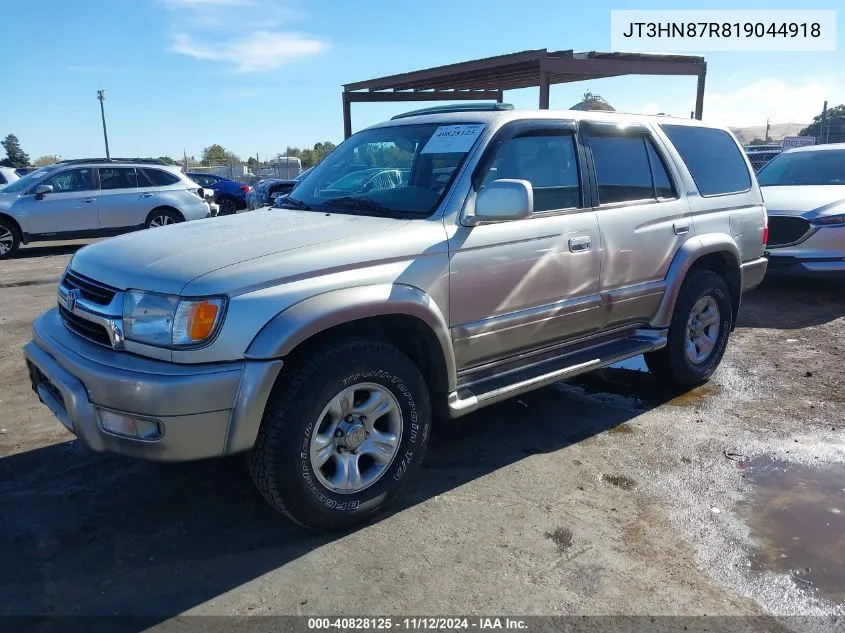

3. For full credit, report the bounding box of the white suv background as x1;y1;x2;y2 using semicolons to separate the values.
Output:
0;160;211;259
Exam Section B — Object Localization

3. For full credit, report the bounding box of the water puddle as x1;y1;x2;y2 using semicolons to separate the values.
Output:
744;457;845;604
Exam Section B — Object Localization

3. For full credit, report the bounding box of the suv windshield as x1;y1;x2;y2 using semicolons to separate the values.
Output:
1;165;58;194
757;149;845;186
281;122;485;218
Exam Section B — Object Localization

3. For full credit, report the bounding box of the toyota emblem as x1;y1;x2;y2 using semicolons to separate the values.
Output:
66;289;80;312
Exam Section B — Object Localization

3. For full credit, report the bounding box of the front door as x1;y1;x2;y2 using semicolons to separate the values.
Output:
448;122;602;371
97;167;158;229
25;167;99;235
581;123;693;329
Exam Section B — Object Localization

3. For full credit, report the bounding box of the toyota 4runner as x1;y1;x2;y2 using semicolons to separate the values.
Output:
24;105;768;530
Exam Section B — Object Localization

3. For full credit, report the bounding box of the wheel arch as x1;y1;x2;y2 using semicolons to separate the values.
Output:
246;283;457;402
652;234;742;330
0;212;23;240
145;206;185;224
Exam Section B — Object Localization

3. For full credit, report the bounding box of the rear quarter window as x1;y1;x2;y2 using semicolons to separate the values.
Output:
143;169;181;186
661;124;752;196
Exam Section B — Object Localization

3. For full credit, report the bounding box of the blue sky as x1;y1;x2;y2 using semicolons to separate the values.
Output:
1;0;842;161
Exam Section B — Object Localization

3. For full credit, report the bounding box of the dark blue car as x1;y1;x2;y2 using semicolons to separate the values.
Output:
186;173;250;215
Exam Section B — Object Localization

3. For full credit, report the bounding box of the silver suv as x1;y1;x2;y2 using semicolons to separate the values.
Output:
24;106;768;530
0;159;211;259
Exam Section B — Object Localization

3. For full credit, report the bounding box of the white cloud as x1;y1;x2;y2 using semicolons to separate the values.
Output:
170;31;326;72
698;76;843;127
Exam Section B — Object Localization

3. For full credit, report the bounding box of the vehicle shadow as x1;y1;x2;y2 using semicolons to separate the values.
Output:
16;243;89;259
737;276;845;329
0;367;680;623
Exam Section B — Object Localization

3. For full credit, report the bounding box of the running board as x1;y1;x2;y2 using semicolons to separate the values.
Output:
446;332;665;418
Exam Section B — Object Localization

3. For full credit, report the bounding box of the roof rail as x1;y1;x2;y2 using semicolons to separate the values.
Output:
391;102;514;120
56;157;167;166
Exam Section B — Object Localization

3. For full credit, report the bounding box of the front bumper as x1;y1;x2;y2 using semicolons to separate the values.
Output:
766;255;845;278
766;225;845;278
23;309;282;461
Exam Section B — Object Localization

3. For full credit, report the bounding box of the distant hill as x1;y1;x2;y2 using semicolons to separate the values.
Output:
729;123;808;144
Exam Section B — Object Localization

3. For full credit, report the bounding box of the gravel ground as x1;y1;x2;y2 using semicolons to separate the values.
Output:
1;240;844;629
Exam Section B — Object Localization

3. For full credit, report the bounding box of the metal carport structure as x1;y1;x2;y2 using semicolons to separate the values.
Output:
342;49;707;138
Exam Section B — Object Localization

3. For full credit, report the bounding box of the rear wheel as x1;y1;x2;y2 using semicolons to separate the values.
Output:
247;339;431;531
0;218;20;259
645;269;733;386
146;209;182;228
217;196;238;215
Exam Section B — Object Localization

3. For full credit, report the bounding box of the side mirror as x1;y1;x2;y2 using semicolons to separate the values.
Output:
466;179;533;226
34;184;53;200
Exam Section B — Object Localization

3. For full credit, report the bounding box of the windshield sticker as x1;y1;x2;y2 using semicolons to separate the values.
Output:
420;124;486;154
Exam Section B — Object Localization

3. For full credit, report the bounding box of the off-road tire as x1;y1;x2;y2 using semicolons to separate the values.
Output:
247;339;431;531
645;269;733;386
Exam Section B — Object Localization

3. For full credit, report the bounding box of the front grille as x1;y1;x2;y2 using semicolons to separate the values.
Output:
63;270;118;305
59;305;112;347
767;216;811;247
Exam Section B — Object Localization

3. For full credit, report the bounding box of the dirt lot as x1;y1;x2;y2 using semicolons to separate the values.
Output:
1;240;844;626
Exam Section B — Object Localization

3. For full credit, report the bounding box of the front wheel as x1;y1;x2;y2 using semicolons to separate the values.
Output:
247;339;431;531
0;218;20;259
645;269;733;386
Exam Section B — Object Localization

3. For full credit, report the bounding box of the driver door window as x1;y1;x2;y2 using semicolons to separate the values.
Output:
41;168;94;193
476;134;581;212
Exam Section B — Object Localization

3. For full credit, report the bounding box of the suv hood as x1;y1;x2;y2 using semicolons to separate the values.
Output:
762;185;845;215
70;209;413;295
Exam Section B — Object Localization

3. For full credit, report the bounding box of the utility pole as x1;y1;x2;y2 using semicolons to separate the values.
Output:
97;89;111;159
820;101;829;144
765;118;771;143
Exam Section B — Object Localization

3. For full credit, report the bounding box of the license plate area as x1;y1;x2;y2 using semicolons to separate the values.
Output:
27;360;71;430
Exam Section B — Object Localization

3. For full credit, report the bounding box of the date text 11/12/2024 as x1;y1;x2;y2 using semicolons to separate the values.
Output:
307;617;528;630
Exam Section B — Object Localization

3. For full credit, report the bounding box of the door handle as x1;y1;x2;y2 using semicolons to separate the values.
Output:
81;198;96;204
139;193;154;199
569;236;592;252
673;222;690;235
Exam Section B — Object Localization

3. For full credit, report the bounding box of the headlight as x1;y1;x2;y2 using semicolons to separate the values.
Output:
811;214;845;227
123;291;226;348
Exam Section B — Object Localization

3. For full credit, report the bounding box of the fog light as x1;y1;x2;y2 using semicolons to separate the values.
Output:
98;409;162;440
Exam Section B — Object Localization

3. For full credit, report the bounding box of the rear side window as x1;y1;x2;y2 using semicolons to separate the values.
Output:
143;169;181;186
661;124;751;196
99;167;138;190
0;173;6;185
588;135;675;204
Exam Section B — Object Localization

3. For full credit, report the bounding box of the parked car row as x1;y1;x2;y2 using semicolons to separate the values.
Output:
0;159;214;259
246;167;313;210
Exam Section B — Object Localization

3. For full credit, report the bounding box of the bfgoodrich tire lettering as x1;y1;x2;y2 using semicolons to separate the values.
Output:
645;269;733;386
247;339;431;531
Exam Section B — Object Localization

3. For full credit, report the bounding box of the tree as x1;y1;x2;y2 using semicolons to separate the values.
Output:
748;138;767;146
284;141;337;169
157;156;178;165
1;134;30;168
247;156;259;171
33;155;58;167
800;104;845;144
201;144;228;165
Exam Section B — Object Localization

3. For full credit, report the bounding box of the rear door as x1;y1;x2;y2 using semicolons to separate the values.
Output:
97;167;157;229
24;167;99;234
581;121;693;330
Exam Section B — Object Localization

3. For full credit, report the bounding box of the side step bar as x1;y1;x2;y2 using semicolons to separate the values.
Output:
447;331;666;418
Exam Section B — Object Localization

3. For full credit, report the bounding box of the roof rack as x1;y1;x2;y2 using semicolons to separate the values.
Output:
391;102;514;120
56;157;167;166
